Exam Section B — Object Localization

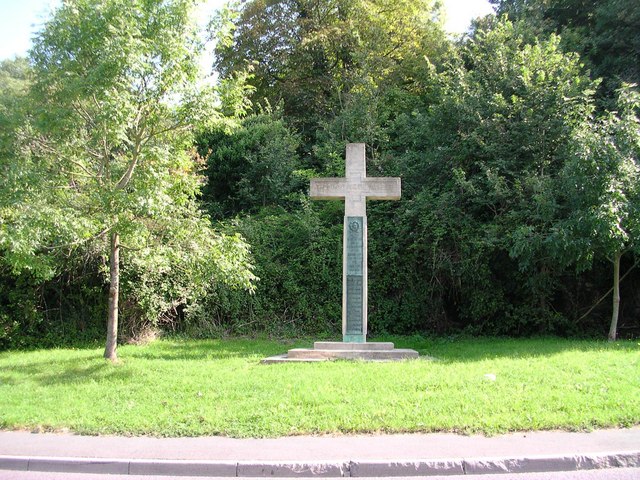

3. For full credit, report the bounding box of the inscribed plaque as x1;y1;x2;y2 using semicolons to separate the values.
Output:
345;216;364;335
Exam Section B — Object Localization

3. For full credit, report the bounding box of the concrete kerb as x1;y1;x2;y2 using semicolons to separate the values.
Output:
237;461;350;477
130;460;238;477
349;459;464;477
1;452;638;477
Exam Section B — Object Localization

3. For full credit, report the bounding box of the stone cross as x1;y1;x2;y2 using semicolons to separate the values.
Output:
310;143;401;343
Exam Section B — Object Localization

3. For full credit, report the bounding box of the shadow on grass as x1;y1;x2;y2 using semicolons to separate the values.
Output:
0;357;133;387
384;336;640;362
0;339;301;389
123;338;308;362
128;336;638;363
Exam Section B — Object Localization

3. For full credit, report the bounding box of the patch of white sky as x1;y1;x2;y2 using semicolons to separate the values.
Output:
0;0;495;67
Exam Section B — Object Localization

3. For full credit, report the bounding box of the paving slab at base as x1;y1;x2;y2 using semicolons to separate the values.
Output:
261;354;326;364
288;348;419;361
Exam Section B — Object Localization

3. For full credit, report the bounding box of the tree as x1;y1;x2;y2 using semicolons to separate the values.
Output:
491;0;640;101
383;18;601;334
214;0;448;154
558;86;640;341
1;0;255;360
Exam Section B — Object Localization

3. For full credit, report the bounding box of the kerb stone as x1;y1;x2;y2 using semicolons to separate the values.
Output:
463;456;578;475
0;456;29;471
350;459;464;477
129;459;237;476
27;456;129;474
237;461;349;477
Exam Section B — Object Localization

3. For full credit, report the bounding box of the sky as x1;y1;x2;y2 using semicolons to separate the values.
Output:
0;0;495;61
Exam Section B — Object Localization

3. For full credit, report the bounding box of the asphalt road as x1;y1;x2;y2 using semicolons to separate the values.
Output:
1;469;640;480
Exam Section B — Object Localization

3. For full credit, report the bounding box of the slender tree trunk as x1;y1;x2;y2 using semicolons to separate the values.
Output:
104;231;120;360
609;250;622;342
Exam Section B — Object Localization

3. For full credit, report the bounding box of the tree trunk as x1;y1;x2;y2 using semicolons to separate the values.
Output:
608;250;622;342
104;231;120;360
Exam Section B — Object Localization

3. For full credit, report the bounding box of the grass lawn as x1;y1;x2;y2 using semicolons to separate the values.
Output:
0;337;638;437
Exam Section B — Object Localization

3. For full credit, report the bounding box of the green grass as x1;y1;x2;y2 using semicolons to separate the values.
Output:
0;337;638;437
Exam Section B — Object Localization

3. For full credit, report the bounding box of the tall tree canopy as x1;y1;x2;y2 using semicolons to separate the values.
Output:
558;86;640;340
491;0;640;101
214;0;449;151
0;0;255;359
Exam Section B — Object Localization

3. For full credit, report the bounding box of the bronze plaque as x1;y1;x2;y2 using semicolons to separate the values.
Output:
346;216;363;334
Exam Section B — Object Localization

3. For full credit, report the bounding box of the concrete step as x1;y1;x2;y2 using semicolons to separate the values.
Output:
261;343;420;363
287;348;419;361
313;342;395;351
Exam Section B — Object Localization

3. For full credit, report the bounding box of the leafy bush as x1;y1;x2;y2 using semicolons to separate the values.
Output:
182;205;343;338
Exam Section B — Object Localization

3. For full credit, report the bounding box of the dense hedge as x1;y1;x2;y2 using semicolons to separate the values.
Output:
2;1;639;349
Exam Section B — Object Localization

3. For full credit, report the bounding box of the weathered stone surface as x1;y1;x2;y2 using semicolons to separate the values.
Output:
284;348;419;361
310;178;347;201
237;461;349;477
462;453;640;475
0;455;29;471
463;455;578;474
313;342;395;351
362;178;401;201
27;456;129;474
575;452;640;470
350;459;464;477
345;216;364;338
261;354;326;364
3;450;639;477
129;459;237;476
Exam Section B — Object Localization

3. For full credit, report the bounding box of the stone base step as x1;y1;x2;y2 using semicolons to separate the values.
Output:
287;348;419;360
261;342;420;363
313;341;395;351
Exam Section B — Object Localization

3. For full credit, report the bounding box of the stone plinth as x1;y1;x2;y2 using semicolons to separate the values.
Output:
261;342;419;364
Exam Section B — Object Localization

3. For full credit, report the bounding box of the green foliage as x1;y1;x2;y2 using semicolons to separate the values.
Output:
2;0;640;345
214;0;448;150
379;19;601;335
198;110;304;218
0;58;30;154
492;0;640;101
0;0;255;350
183;205;343;338
195;11;640;339
558;86;640;266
